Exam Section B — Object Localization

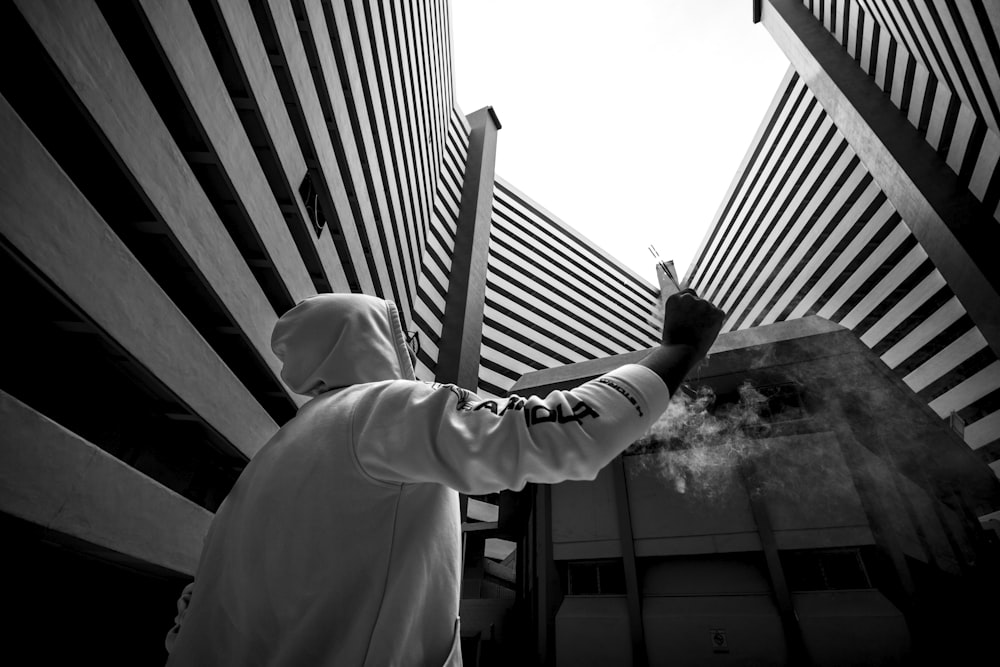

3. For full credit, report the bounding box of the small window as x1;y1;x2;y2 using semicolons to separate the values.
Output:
562;559;626;595
758;382;807;422
299;172;326;236
782;549;871;591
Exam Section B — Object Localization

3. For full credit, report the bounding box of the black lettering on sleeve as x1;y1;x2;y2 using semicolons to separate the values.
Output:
596;378;643;417
525;400;599;428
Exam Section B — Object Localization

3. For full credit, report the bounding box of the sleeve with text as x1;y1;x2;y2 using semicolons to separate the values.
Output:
352;364;672;494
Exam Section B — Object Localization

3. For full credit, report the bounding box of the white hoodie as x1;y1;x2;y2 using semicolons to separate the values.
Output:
166;294;671;666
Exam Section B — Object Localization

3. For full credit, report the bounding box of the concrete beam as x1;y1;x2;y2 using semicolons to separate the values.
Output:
343;0;420;301
304;0;408;316
137;0;315;305
0;93;276;457
761;0;1000;360
215;0;351;293
13;0;301;406
437;106;501;390
0;390;211;576
740;460;810;665
510;316;845;395
263;0;376;294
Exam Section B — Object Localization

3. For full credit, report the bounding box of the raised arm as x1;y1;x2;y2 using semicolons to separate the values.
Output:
353;289;725;494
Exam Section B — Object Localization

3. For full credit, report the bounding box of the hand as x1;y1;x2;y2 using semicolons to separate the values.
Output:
661;288;726;362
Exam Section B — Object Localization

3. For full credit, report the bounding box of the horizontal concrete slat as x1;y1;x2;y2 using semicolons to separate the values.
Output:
0;93;276;457
762;0;1000;361
138;0;315;305
216;0;351;293
303;0;401;311
0;390;211;576
265;0;375;294
349;0;422;301
14;0;301;407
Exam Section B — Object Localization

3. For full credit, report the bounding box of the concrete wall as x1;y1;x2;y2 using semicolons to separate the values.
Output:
795;590;909;666
555;596;632;667
643;595;786;666
551;432;882;562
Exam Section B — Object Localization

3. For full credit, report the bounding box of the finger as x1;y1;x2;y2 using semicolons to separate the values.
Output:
677;287;698;297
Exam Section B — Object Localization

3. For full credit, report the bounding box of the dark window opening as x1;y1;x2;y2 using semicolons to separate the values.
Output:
559;559;627;596
701;381;808;425
758;382;808;422
781;548;872;592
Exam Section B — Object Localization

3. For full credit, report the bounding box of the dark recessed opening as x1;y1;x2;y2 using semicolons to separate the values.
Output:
2;513;187;666
558;559;627;596
1;241;246;512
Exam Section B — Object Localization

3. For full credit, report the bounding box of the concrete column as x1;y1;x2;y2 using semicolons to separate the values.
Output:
610;456;648;667
437;106;501;390
761;0;1000;359
740;460;811;666
534;484;559;666
834;427;919;626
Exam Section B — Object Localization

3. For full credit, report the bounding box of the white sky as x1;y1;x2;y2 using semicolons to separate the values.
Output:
451;0;791;286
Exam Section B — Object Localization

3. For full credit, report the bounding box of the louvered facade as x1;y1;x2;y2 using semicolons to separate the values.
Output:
480;179;660;396
687;0;1000;480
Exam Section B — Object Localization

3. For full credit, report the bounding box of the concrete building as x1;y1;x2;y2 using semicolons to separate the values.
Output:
509;318;1000;666
0;0;659;663
685;0;1000;480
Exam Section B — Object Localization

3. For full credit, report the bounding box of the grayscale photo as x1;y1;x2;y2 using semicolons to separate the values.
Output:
1;0;998;665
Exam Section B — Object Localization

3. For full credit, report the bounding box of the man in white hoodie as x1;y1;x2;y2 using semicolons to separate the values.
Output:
165;289;723;666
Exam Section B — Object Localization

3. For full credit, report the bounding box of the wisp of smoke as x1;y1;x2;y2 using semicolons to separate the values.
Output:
628;382;770;497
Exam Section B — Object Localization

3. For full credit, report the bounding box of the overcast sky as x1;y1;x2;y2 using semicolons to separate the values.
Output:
451;0;791;286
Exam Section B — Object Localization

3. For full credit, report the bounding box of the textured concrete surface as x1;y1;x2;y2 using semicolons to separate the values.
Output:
216;0;350;292
0;390;211;575
0;93;277;457
14;0;300;407
139;0;315;305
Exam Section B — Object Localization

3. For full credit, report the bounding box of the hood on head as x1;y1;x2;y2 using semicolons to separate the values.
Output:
271;294;416;396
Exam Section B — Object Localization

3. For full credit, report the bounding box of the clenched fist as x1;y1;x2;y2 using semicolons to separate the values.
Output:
638;288;726;394
661;288;726;362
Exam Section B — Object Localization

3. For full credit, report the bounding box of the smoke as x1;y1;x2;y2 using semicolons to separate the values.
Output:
628;382;771;498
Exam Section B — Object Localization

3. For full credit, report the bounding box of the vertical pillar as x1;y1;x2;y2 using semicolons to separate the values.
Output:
610;456;648;667
761;0;1000;359
534;484;559;666
740;460;811;666
462;531;486;598
437;106;501;390
833;427;919;623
